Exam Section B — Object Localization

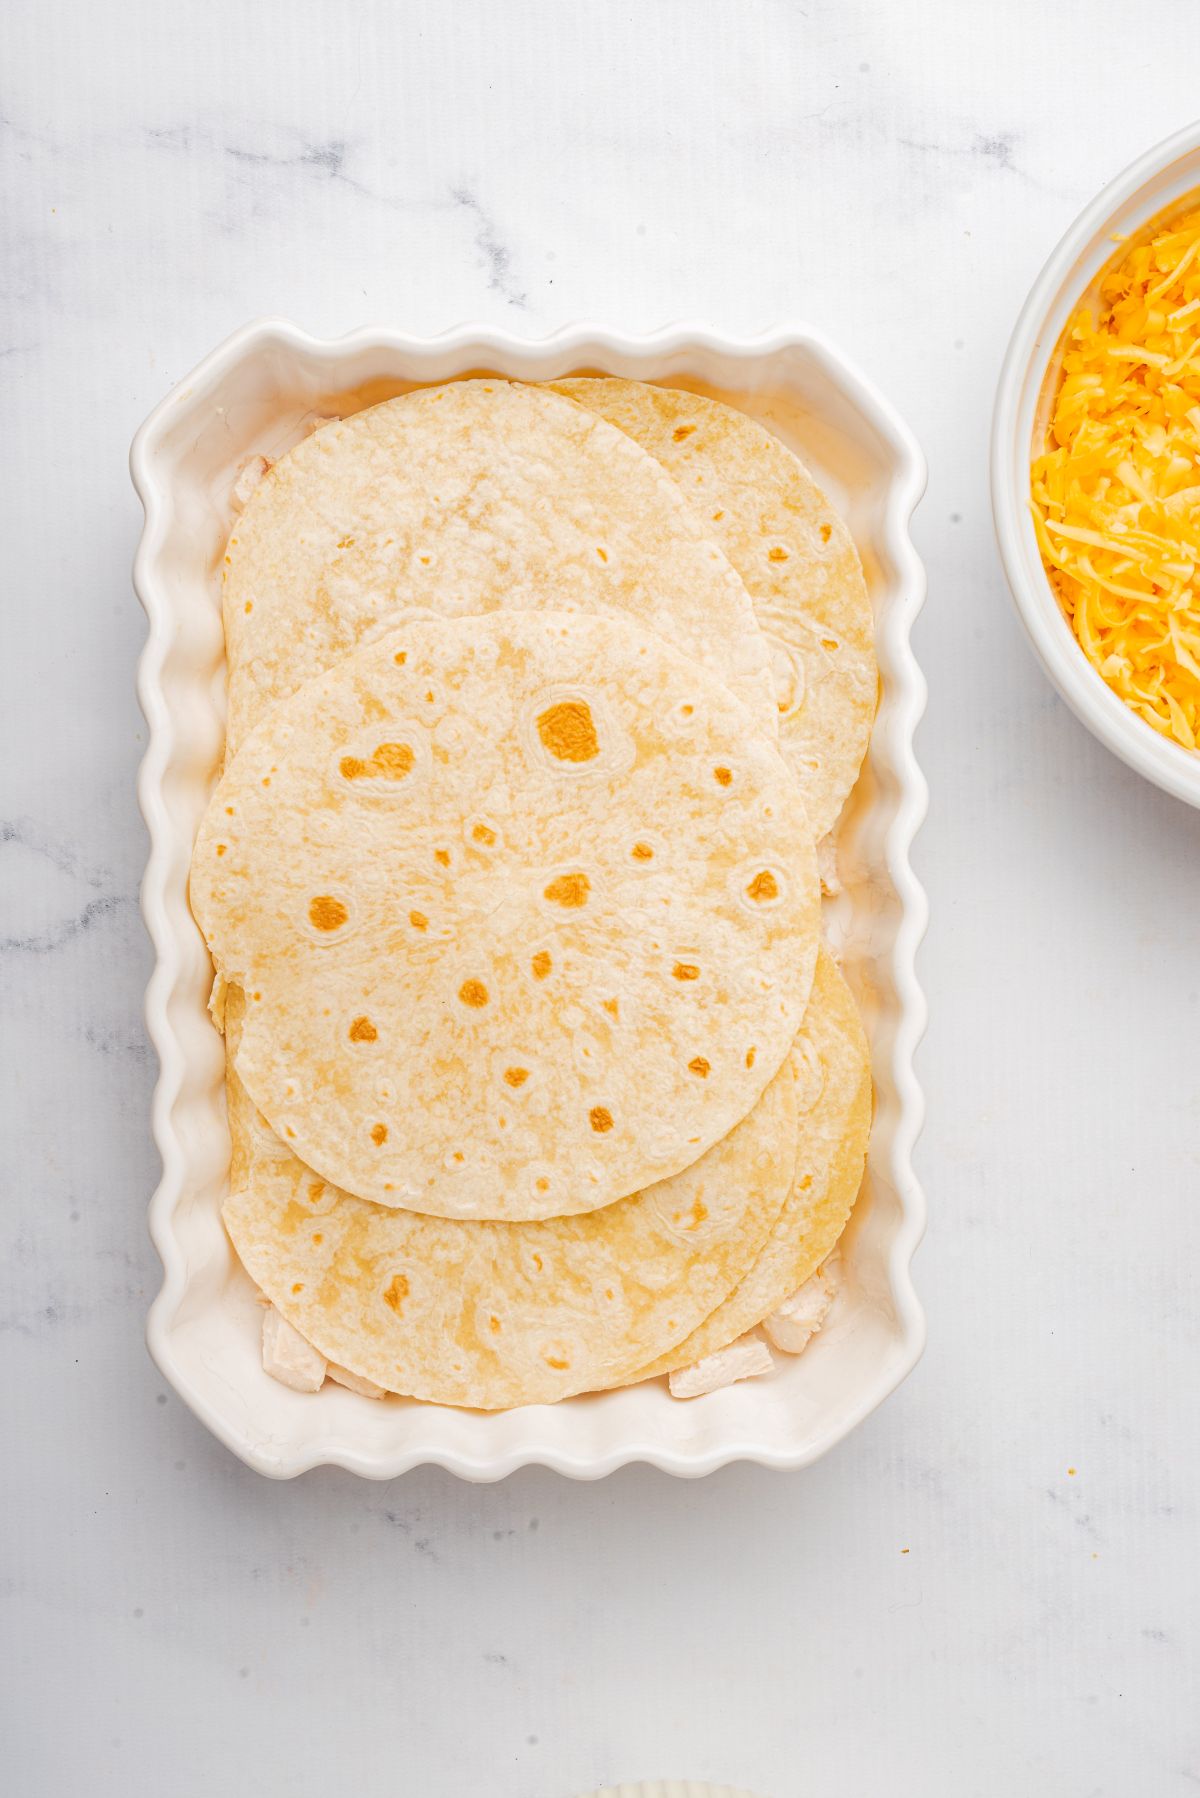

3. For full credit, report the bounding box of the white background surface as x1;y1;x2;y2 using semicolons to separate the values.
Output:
3;2;1198;1793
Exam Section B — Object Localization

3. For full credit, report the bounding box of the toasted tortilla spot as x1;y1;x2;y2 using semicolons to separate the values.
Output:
746;869;779;903
688;1056;711;1077
589;1106;614;1133
602;997;619;1018
503;1067;529;1088
216;844;226;856
745;1047;756;1069
394;650;407;665
536;699;600;763
673;423;696;441
714;765;733;787
370;1122;388;1146
459;979;489;1008
531;950;552;980
348;1015;377;1043
472;822;496;845
372;741;414;779
768;546;789;563
672;962;700;981
383;1273;409;1313
434;849;450;867
309;895;349;931
543;870;590;908
631;841;654;860
409;910;428;931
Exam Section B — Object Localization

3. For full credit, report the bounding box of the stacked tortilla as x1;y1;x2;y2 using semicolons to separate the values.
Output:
189;378;875;1409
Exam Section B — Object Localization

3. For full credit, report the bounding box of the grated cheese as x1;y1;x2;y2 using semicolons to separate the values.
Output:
1031;203;1200;751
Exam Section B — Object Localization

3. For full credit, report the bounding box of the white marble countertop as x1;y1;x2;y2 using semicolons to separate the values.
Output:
4;2;1199;1792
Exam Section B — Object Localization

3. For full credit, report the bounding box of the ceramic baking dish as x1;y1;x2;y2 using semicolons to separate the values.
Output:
132;322;928;1480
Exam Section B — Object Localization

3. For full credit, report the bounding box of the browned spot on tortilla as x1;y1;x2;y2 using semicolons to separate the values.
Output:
452;1151;463;1162
713;766;733;787
409;910;428;931
337;535;354;549
596;546;608;562
342;741;414;782
711;509;724;521
348;1015;377;1043
819;522;832;543
745;1047;756;1069
216;844;226;856
589;1106;613;1133
291;1282;304;1294
253;991;261;1001
285;1126;295;1138
672;962;700;981
261;776;270;787
394;650;407;665
307;1179;324;1204
383;1273;409;1313
312;1232;323;1244
768;546;789;562
309;895;349;931
545;1355;569;1371
673;423;696;441
536;699;600;763
534;1184;548;1199
373;741;414;778
531;950;552;980
746;869;779;903
602;997;618;1018
544;870;590;908
682;704;694;716
683;1199;708;1230
225;806;234;815
631;841;653;861
459;979;489;1008
370;1122;388;1145
434;849;450;867
472;822;496;845
503;1067;529;1088
488;1314;501;1334
244;601;253;614
688;1056;710;1077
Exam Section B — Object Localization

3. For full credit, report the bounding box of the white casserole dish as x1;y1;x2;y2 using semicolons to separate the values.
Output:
132;322;927;1481
991;121;1200;808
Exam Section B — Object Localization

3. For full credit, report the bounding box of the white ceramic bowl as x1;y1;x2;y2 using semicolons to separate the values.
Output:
992;121;1200;808
131;322;928;1480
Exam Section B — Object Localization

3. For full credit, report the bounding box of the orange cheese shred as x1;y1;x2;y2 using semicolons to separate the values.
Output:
1031;203;1200;751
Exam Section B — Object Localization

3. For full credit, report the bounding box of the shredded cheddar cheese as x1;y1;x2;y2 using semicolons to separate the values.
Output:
1031;204;1200;750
